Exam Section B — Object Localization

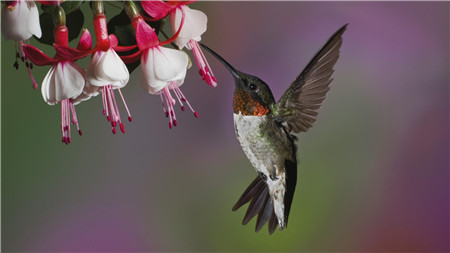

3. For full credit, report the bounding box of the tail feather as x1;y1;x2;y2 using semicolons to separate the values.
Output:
243;186;267;225
255;194;273;232
233;176;280;234
268;210;278;234
232;176;265;211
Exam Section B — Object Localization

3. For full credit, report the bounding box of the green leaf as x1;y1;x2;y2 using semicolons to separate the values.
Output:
60;1;83;14
66;9;84;42
39;4;54;14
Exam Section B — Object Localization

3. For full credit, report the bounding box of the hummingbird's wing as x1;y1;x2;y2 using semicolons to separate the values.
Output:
273;24;347;133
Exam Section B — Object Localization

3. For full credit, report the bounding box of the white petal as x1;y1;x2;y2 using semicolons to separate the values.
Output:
83;81;102;97
41;65;57;105
99;49;129;87
1;0;32;41
72;92;92;105
85;51;103;86
86;49;129;88
153;47;188;82
140;49;170;94
171;5;207;49
27;1;41;38
54;61;85;101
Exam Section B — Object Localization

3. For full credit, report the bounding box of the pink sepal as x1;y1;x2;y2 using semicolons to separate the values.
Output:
120;50;142;64
159;6;185;46
135;19;159;50
141;0;175;20
54;44;91;61
109;34;119;48
114;44;138;52
36;0;61;5
77;29;92;51
22;44;56;66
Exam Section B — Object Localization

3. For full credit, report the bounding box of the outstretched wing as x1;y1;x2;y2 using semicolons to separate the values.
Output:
273;24;347;133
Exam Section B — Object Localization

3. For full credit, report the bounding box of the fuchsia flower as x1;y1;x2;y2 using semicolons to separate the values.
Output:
1;0;42;89
120;11;198;129
141;0;217;87
23;23;92;144
85;13;132;134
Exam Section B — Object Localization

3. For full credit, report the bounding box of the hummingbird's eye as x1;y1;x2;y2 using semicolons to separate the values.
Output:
249;83;257;90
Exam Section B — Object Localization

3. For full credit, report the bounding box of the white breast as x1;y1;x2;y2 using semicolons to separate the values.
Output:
233;112;271;175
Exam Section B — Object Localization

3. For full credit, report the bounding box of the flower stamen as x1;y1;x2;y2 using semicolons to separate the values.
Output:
170;82;199;118
158;82;199;129
101;85;130;134
188;40;217;87
117;88;133;122
61;99;82;145
19;41;38;89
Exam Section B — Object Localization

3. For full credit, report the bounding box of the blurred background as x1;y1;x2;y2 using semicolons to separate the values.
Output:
2;1;449;252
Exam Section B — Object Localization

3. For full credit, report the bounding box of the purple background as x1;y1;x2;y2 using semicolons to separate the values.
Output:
2;1;449;251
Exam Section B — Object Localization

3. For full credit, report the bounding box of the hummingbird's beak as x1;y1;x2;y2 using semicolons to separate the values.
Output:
199;43;240;79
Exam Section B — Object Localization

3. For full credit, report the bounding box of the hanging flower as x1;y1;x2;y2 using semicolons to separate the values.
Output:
1;0;42;89
23;14;92;144
1;0;41;41
85;9;132;134
120;3;198;129
141;0;217;87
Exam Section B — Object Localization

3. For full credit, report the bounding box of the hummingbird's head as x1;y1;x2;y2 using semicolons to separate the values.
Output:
200;43;275;116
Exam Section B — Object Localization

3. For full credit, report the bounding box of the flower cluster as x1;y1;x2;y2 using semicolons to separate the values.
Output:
2;0;216;144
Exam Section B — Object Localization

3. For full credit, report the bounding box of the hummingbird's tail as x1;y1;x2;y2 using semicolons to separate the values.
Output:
232;159;297;234
199;43;240;79
232;176;279;234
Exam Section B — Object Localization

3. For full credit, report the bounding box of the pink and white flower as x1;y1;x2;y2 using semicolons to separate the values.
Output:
23;26;92;144
1;0;41;41
1;0;42;89
120;12;198;129
141;0;217;87
85;13;132;134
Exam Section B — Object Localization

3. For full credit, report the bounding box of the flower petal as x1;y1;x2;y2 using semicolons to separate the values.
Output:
77;29;92;51
83;81;102;97
141;0;174;20
27;1;42;38
54;44;91;60
22;44;56;66
171;5;207;49
72;91;92;105
135;19;160;50
54;61;85;102
86;49;129;88
153;47;188;81
41;64;58;105
109;34;118;48
141;49;169;94
1;0;32;41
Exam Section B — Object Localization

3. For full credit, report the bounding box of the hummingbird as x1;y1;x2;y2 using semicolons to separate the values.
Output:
200;24;347;234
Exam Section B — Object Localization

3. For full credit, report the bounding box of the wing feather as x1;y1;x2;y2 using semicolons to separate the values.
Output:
274;24;347;133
